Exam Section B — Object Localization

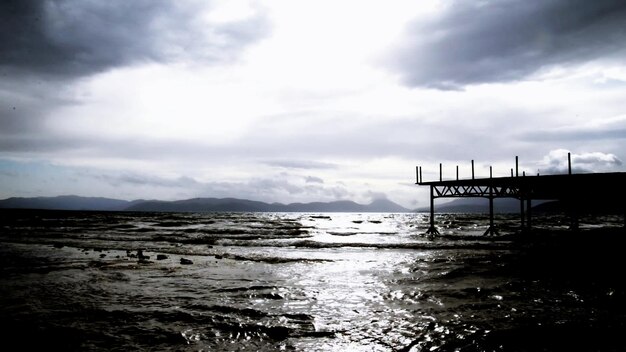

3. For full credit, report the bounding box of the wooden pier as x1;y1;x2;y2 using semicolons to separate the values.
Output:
416;154;626;235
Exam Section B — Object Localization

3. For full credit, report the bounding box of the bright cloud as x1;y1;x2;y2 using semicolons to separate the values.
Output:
540;149;622;174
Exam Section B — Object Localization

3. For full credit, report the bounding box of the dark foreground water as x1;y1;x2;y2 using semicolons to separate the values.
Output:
1;210;625;351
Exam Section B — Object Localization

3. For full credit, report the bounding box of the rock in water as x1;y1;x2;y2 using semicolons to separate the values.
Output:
180;258;193;265
137;249;147;259
157;254;168;260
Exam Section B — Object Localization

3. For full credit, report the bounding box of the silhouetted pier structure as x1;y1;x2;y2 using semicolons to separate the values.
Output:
416;154;626;235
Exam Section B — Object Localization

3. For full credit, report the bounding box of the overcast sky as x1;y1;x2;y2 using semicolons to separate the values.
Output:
1;0;625;208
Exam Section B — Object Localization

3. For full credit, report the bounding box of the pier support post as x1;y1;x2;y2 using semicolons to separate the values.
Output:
484;173;498;236
472;160;475;179
568;152;572;175
483;195;498;236
520;196;526;231
569;206;579;231
425;185;440;235
526;198;532;231
419;167;422;185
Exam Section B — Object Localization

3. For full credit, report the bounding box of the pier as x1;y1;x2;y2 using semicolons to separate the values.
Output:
416;154;626;235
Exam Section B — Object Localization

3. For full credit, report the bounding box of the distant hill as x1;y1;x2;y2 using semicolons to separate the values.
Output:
0;196;411;213
416;196;624;214
124;198;278;212
531;199;624;214
416;197;533;213
125;197;411;213
0;195;132;211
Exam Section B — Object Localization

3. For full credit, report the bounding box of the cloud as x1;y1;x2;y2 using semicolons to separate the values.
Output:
97;173;201;188
87;169;351;203
305;176;324;184
264;159;338;170
0;0;269;78
389;0;626;89
0;0;270;150
364;191;388;201
0;74;79;138
540;149;622;174
520;115;626;142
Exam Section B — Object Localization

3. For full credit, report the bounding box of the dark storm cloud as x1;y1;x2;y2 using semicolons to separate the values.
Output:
0;0;270;150
0;0;269;78
390;0;626;89
0;74;79;138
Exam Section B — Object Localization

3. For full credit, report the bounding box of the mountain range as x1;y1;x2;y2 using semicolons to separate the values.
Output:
0;195;411;213
1;195;579;214
416;197;534;213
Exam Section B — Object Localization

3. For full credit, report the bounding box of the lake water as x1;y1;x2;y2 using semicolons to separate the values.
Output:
1;210;624;351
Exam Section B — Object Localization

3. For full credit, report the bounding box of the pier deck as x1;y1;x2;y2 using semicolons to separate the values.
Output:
416;156;625;235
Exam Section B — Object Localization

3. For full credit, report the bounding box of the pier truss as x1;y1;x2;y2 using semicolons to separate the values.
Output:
433;184;520;198
416;155;626;236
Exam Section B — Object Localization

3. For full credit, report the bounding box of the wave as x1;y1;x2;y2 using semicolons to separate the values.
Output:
218;238;513;250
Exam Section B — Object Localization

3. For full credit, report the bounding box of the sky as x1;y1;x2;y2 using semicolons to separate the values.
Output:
1;0;625;208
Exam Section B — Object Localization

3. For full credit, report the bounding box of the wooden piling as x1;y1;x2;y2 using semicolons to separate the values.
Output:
426;185;439;235
568;152;572;175
419;167;422;185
